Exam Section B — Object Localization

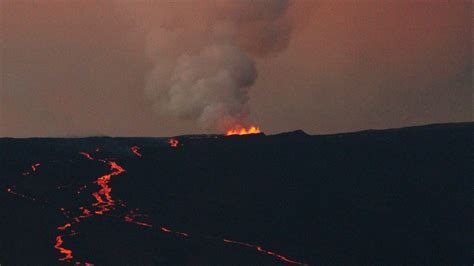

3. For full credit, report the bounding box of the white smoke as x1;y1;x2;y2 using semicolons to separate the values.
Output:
125;0;293;130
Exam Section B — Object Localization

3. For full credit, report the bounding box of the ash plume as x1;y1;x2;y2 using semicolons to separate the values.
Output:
127;0;294;131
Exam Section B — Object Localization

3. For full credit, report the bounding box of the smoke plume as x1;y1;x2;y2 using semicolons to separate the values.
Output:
129;0;293;130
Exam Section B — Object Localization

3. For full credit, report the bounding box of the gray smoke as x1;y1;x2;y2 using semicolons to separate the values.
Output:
128;0;293;130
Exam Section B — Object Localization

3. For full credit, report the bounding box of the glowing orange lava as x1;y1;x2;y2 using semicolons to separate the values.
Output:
155;224;307;265
168;138;179;148
57;223;72;230
54;235;73;261
54;151;130;264
130;146;142;157
222;239;308;265
160;226;188;237
226;126;261;136
91;160;125;214
31;163;40;171
22;162;41;176
123;209;153;228
6;186;37;201
80;152;94;160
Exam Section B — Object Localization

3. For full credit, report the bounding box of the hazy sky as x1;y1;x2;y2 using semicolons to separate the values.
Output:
1;0;471;137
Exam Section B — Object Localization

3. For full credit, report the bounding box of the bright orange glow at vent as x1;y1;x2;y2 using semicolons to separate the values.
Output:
226;126;261;136
168;138;179;148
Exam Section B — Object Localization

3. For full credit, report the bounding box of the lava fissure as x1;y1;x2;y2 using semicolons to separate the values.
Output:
226;126;261;136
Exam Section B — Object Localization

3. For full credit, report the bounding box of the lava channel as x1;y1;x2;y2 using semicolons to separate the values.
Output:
54;235;73;261
53;150;151;264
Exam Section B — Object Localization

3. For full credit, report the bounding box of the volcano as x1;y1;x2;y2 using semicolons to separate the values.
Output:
0;122;471;265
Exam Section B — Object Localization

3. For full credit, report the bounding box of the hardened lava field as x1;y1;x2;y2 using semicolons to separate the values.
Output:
1;123;471;265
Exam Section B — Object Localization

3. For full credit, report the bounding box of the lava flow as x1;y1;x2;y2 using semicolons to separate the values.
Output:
54;235;73;261
156;225;307;265
53;151;147;264
92;160;125;214
124;209;153;228
223;239;308;265
226;126;261;136
6;186;38;202
22;162;41;176
79;152;94;160
130;146;142;157
156;223;307;265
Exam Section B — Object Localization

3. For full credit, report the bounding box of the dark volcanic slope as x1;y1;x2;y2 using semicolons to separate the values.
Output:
0;123;472;265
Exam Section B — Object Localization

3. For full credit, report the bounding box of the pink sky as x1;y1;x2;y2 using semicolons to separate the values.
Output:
1;1;471;137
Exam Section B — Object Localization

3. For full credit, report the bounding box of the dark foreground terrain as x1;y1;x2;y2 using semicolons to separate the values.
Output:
0;123;472;265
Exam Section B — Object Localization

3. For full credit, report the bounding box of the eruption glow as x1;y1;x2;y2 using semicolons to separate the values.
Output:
168;138;179;148
226;126;261;136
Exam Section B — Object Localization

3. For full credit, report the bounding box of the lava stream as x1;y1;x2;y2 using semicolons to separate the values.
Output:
223;239;308;265
156;224;307;265
6;187;38;202
22;162;41;176
57;223;72;230
54;235;73;261
160;226;188;237
124;145;308;265
31;163;41;171
53;150;151;264
123;209;153;228
91;160;125;214
130;146;142;157
79;152;94;160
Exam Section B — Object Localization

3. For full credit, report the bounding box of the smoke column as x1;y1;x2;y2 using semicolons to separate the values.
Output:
123;0;294;131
